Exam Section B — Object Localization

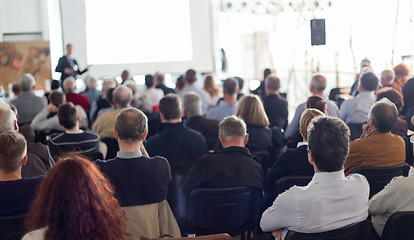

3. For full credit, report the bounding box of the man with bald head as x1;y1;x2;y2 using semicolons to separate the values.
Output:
63;77;91;111
380;70;395;88
92;85;133;139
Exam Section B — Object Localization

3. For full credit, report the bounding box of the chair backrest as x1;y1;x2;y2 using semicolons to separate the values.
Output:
251;151;271;176
187;187;261;235
381;211;414;240
141;233;232;240
350;164;410;197
402;135;413;166
347;123;363;141
274;176;313;198
0;215;27;240
101;138;119;160
284;219;369;240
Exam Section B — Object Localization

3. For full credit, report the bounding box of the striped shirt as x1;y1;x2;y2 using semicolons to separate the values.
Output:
47;130;100;157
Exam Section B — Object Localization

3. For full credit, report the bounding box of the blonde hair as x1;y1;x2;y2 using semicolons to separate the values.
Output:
203;75;219;97
236;95;270;127
299;108;325;140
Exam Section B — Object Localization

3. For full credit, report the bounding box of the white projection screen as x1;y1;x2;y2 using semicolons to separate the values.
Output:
60;0;214;77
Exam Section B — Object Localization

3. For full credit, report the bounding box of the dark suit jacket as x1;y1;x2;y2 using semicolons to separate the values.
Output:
186;116;219;150
22;142;54;178
182;146;264;195
262;94;288;129
55;55;88;81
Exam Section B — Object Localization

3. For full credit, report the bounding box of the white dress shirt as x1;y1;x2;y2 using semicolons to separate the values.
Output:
143;88;164;107
339;91;375;124
260;170;369;240
369;167;414;236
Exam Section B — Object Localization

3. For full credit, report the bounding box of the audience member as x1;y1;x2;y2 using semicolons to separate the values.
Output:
155;72;175;95
63;76;91;111
206;78;238;121
261;117;369;240
81;75;101;104
183;116;264;194
47;103;99;157
124;80;152;114
392;63;410;94
266;109;325;188
143;74;164;109
380;69;395;88
252;68;273;96
145;94;207;176
183;93;220;150
177;69;211;114
401;78;414;128
285;75;339;140
376;89;407;137
262;75;288;129
0;101;54;178
306;96;327;113
92;85;132;139
23;155;127;240
203;75;221;106
31;90;88;132
121;69;131;84
11;83;22;97
0;132;43;217
216;76;244;105
90;78;116;122
340;72;378;125
344;98;405;175
10;73;47;125
175;75;185;93
351;59;372;96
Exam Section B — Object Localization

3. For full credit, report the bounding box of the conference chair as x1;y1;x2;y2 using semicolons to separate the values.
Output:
0;215;26;240
251;151;270;177
350;163;410;198
402;135;413;165
347;123;363;141
187;187;261;240
381;211;414;240
141;233;232;240
273;175;313;198
284;219;370;240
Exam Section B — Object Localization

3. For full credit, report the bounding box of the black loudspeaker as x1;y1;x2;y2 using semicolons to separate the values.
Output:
311;19;326;46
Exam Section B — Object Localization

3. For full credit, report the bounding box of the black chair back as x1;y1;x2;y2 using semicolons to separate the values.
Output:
187;187;261;236
285;219;370;240
402;136;413;166
381;211;414;240
347;123;363;141
274;176;313;197
0;215;26;240
101;138;119;160
350;164;410;197
251;151;270;177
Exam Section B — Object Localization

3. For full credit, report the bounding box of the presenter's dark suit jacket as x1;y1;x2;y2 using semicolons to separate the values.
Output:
182;146;264;195
55;55;88;82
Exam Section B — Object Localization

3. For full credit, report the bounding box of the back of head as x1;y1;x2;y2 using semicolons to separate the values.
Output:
234;76;244;91
63;77;76;93
49;90;65;107
263;68;272;80
360;72;379;91
86;75;98;90
369;98;398;133
185;69;197;84
236;95;269;127
203;75;218;95
115;108;148;143
12;83;22;95
219;116;247;139
113;85;132;108
308;117;350;172
102;79;117;96
121;70;130;81
183;93;202;117
145;74;154;88
0;102;16;134
27;154;126;239
0;132;26;174
223;78;238;96
376;89;403;113
381;70;395;85
58;103;78;129
51;80;60;90
156;73;165;84
159;94;181;120
299;108;325;140
266;75;281;92
19;73;36;92
124;80;137;95
176;75;185;90
393;63;411;78
306;96;326;113
310;75;327;92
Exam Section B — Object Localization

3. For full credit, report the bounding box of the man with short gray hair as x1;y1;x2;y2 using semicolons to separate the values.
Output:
262;75;288;129
183;93;219;150
344;98;405;174
63;77;91;111
380;69;395;88
183;116;264;194
10;73;47;125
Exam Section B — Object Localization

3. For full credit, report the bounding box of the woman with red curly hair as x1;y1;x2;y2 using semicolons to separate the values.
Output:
23;154;128;240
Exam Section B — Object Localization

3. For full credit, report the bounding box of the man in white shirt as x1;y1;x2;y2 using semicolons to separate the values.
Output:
340;72;378;124
142;74;164;110
177;69;211;114
260;117;369;240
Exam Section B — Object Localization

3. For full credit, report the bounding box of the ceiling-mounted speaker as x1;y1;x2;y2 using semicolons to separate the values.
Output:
311;19;326;46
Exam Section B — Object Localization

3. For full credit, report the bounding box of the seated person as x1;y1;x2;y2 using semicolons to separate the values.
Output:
266;108;324;188
344;98;405;175
206;78;239;121
0;132;44;217
47;103;100;157
261;117;369;240
262;75;288;129
31;90;88;132
183;116;264;194
376;89;407;137
63;77;91;112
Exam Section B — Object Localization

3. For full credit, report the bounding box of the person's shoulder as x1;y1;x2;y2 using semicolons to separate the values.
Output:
83;130;100;139
22;227;46;240
346;173;369;185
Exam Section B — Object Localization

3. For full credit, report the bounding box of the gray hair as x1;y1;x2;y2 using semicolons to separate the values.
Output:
85;75;98;90
63;77;76;93
381;70;395;84
310;75;327;92
265;75;281;91
19;73;36;92
102;79;116;96
124;80;138;95
219;116;247;139
0;101;16;133
183;93;202;117
113;85;132;108
369;98;398;133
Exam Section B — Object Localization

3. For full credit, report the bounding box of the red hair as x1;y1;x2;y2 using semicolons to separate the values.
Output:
26;154;127;240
